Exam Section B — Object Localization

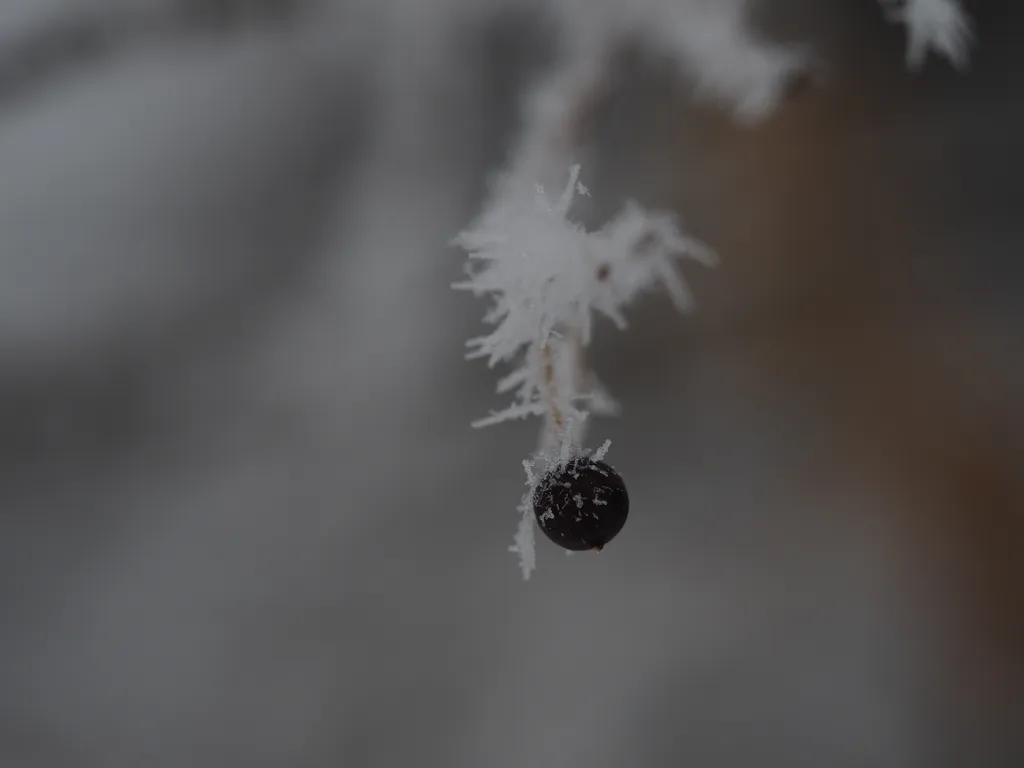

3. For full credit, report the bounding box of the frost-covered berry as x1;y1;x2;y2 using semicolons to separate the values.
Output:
531;458;628;551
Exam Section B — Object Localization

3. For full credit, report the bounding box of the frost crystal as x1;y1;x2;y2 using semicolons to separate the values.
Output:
880;0;973;70
453;164;713;432
508;495;536;581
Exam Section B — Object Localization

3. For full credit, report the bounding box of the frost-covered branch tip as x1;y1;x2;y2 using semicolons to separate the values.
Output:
453;164;713;577
453;164;712;440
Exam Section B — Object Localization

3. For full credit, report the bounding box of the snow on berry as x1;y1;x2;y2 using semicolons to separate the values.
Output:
531;458;629;552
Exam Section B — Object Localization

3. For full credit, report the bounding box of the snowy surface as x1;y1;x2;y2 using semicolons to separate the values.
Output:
0;2;1019;767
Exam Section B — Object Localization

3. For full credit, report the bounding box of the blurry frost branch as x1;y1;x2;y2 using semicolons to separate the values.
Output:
0;0;970;109
453;0;973;579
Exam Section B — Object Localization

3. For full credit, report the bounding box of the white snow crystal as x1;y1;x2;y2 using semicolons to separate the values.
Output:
453;163;714;432
508;495;536;581
880;0;973;70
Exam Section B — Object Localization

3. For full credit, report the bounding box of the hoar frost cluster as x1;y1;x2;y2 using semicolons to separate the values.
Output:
454;164;714;433
454;0;973;579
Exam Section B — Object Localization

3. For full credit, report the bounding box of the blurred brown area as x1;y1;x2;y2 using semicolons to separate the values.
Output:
638;0;1024;761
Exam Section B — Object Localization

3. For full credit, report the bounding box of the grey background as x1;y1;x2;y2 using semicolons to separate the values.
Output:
0;1;1021;766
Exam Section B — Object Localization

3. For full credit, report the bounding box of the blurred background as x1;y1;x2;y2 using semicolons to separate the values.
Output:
0;1;1021;766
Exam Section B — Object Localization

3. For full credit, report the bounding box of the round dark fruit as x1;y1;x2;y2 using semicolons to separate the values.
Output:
531;458;629;551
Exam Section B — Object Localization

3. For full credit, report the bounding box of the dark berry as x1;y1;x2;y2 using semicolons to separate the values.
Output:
531;458;629;552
